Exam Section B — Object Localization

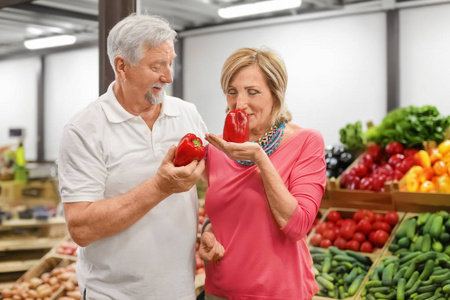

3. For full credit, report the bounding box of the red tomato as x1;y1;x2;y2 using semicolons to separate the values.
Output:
353;210;365;223
385;142;404;157
310;233;323;247
372;221;391;233
397;156;415;174
373;213;385;222
354;163;368;178
360;176;374;190
372;230;389;247
388;153;405;168
384;212;399;226
356;219;372;235
393;169;404;181
353;232;366;244
360;154;375;171
323;229;337;241
345;175;361;190
340;224;356;240
333;237;347;250
366;144;381;161
327;210;341;223
346;240;360;251
325;222;335;230
403;148;419;158
360;241;373;253
368;231;377;244
320;239;332;248
315;222;328;235
372;174;387;191
342;219;357;228
336;219;344;228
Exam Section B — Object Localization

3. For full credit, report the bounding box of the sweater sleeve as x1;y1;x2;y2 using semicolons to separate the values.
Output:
281;130;327;241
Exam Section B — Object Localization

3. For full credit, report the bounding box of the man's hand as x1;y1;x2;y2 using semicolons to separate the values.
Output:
199;231;225;262
155;145;205;195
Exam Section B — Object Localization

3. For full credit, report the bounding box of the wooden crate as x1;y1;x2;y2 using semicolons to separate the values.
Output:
327;179;395;211
381;212;418;257
308;207;405;258
392;191;450;213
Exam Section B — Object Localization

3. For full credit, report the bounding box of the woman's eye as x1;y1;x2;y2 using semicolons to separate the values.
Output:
249;90;259;95
227;89;237;95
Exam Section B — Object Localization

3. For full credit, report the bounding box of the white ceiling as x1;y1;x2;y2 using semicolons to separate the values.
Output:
0;0;353;60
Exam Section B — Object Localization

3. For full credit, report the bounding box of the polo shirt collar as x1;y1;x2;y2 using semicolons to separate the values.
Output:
100;81;179;123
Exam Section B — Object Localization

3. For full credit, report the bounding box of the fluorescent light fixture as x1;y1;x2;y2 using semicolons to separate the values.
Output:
218;0;301;19
24;35;77;50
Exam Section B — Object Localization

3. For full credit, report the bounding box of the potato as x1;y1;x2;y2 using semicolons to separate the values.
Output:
37;286;52;298
58;272;74;282
66;290;82;300
48;276;59;286
50;267;63;276
63;281;75;291
1;288;13;297
40;273;51;283
36;284;51;294
27;289;38;298
29;277;43;289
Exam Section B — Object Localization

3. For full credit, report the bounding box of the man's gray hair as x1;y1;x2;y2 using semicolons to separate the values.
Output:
107;13;177;71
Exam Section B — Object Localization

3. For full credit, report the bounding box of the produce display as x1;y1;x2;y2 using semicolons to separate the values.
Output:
325;145;357;179
400;139;450;193
173;133;206;167
312;246;373;299
359;211;450;300
0;260;80;300
223;109;249;143
309;209;400;253
340;142;418;191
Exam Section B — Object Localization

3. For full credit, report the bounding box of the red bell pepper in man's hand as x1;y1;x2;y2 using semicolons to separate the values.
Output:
223;109;249;143
173;133;206;167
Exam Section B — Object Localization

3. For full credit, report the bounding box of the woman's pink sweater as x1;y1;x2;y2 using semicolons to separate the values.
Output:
204;128;327;300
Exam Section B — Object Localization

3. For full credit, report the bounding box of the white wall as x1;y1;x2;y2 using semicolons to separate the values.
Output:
399;4;450;116
44;47;99;160
0;57;40;159
183;13;388;146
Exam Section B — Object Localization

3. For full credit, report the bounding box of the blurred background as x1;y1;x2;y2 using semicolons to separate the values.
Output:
0;0;449;162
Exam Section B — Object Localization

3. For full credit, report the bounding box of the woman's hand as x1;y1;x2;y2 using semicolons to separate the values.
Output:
205;133;265;164
198;224;225;262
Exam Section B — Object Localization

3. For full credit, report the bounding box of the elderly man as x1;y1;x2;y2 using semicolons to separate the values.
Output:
58;14;207;300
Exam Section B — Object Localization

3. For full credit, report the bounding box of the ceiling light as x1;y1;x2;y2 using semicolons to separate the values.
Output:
218;0;301;19
24;35;77;50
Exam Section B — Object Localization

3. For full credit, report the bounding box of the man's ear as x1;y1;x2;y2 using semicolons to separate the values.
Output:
114;56;127;81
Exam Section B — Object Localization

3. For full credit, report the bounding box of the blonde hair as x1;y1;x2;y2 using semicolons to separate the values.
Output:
220;47;292;125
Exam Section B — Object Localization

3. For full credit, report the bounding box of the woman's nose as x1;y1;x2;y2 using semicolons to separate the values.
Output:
235;95;248;110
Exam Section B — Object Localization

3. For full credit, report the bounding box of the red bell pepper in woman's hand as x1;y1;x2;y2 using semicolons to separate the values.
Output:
173;133;206;167
223;109;249;143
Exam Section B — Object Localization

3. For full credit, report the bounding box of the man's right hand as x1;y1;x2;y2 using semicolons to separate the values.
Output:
155;145;205;195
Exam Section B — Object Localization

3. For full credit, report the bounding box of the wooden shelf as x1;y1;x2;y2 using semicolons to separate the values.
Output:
0;259;39;273
0;237;63;252
0;216;66;230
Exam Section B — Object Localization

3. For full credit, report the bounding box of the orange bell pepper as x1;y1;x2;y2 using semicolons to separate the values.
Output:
435;174;450;193
419;167;434;183
406;172;420;192
414;150;431;168
419;181;436;193
429;148;443;164
433;161;447;176
438;140;450;156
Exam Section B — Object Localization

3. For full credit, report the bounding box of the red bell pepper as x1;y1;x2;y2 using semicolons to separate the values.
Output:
223;109;249;143
173;133;206;167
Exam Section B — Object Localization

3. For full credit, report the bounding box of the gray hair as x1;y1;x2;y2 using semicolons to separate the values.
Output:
107;13;177;71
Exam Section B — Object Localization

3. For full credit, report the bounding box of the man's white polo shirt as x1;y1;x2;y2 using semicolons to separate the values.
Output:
58;82;208;300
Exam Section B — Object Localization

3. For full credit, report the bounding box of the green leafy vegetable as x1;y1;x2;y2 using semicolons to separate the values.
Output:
339;121;365;150
364;105;450;147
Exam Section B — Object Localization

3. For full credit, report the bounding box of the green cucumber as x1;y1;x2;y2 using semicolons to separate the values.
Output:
365;280;383;288
343;268;358;284
397;278;406;300
423;214;437;235
345;250;371;265
414;235;424;252
323;256;331;273
430;272;450;284
382;263;395;286
405;279;422;296
413;292;434;300
417;284;439;293
407;218;417;239
405;271;419;290
417;212;431;226
374;291;395;299
396;218;411;239
348;274;364;296
414;251;437;264
316;276;334;291
431;216;444;239
393;267;407;284
404;260;416;280
419;259;435;281
422;234;432;253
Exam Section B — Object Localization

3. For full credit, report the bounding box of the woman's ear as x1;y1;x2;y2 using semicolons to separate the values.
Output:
114;56;127;81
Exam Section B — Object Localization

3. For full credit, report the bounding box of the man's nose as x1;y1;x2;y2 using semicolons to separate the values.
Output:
161;67;173;84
